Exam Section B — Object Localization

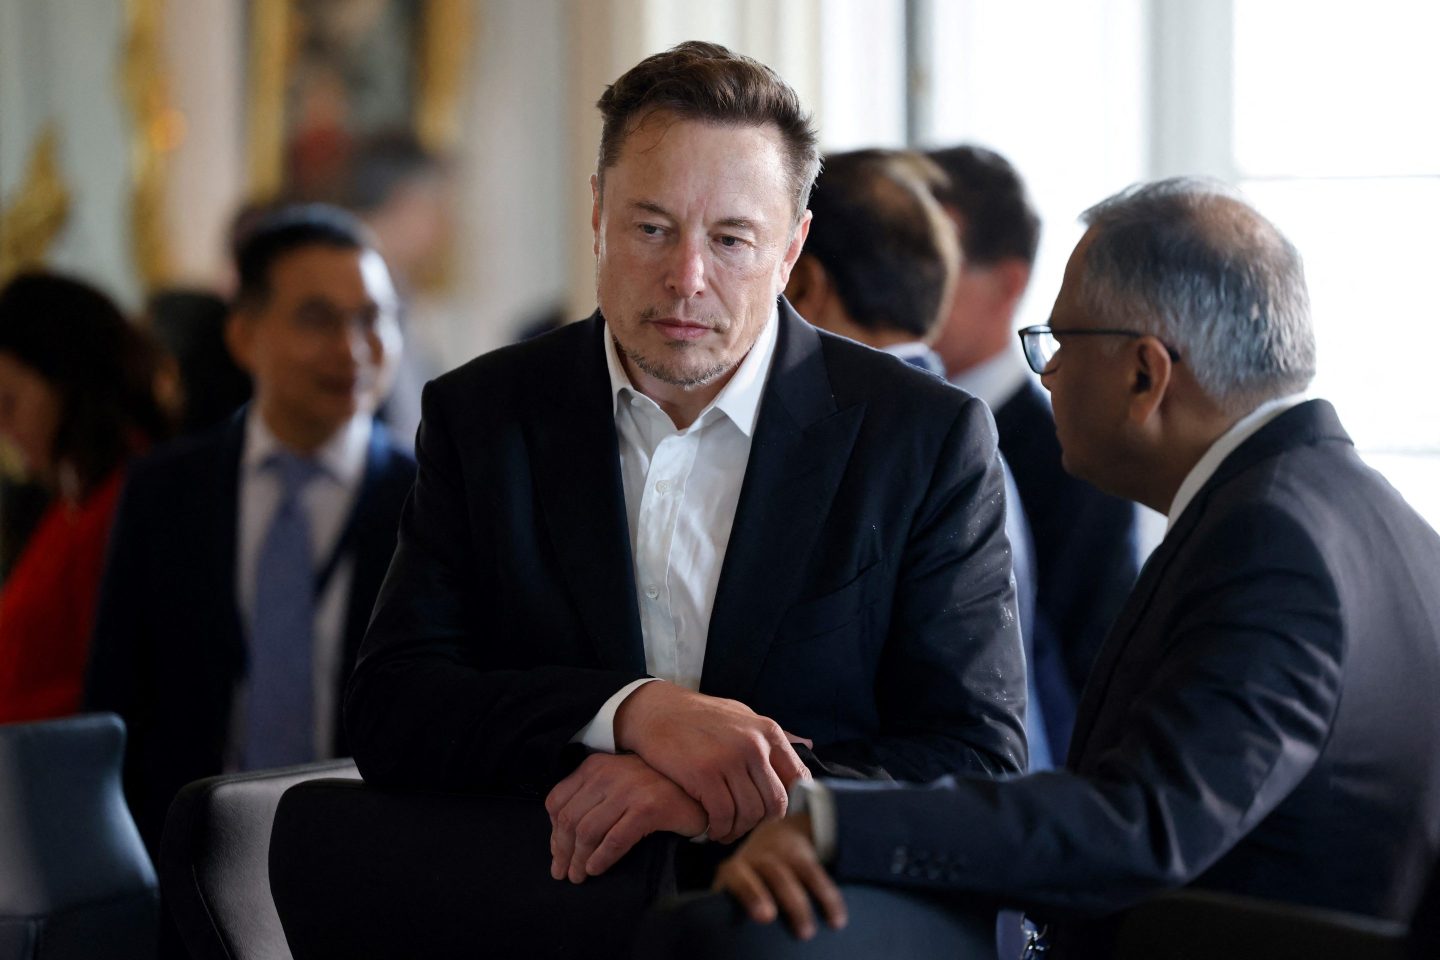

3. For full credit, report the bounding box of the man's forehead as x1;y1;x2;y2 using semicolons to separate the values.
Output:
599;114;794;223
605;111;785;179
266;246;385;303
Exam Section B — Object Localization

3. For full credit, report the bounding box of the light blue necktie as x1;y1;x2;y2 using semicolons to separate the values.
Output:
243;451;323;769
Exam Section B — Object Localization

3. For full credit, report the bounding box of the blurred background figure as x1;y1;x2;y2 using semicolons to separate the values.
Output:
928;145;1139;760
147;288;254;435
786;149;956;375
0;272;173;722
340;130;455;450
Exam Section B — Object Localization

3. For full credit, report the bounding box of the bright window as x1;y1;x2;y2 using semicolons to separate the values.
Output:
1233;0;1440;529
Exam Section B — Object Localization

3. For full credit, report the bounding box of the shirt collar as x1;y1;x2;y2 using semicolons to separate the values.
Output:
603;302;779;438
949;347;1031;409
1166;393;1309;531
242;406;372;488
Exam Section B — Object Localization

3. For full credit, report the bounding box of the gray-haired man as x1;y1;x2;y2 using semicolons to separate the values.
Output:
716;178;1440;958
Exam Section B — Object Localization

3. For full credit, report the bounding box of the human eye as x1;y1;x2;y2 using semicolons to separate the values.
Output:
638;222;665;238
714;232;754;251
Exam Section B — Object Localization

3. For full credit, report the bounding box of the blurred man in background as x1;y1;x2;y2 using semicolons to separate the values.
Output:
88;205;415;855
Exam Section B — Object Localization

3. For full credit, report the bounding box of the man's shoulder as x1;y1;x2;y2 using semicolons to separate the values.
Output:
815;330;977;418
125;419;240;495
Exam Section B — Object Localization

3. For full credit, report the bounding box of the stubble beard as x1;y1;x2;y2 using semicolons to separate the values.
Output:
615;335;733;388
613;305;735;388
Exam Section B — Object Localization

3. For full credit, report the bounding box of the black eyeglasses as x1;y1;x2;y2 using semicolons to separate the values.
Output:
1017;325;1182;375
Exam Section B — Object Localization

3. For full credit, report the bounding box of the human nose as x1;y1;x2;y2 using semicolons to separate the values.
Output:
664;235;706;299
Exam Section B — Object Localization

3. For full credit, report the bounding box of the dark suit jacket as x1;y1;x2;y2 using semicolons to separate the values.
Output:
345;301;1027;796
85;414;415;853
826;401;1440;958
994;380;1138;756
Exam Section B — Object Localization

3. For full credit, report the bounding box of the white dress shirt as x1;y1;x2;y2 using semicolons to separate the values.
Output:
573;308;779;753
233;410;371;763
1166;393;1309;531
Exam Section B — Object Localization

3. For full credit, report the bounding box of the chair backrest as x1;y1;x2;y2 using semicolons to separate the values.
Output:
269;779;678;960
159;759;360;960
0;713;158;960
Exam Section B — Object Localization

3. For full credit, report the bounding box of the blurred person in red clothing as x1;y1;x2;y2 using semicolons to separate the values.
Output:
0;272;173;721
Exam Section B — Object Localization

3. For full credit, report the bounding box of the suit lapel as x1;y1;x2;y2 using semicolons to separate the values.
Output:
528;317;646;673
1064;508;1198;767
1065;400;1351;766
701;302;864;700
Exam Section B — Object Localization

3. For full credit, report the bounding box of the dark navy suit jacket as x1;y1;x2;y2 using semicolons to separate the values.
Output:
86;413;415;853
825;401;1440;958
345;300;1028;796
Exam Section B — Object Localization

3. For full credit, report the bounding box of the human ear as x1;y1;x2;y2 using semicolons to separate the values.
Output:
784;255;834;328
590;174;602;256
776;209;813;288
1127;336;1174;425
224;311;257;374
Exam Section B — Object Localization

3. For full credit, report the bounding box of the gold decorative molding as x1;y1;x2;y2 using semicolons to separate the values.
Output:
246;0;292;201
0;124;71;283
122;0;178;290
416;0;473;154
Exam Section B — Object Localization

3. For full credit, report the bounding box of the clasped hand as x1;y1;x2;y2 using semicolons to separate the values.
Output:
614;682;811;842
546;753;705;883
545;682;812;882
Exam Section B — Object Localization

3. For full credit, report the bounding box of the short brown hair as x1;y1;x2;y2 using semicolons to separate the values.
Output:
595;41;820;222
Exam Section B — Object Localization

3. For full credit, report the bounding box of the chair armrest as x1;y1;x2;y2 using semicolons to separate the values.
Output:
269;779;679;960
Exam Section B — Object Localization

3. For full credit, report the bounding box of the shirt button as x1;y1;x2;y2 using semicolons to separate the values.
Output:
655;479;671;493
645;585;659;599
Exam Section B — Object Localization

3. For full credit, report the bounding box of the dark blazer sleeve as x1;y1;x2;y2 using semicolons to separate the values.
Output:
824;499;1343;915
344;380;644;795
805;397;1028;782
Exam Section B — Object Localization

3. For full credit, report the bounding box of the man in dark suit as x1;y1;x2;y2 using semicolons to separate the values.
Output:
928;145;1139;759
87;206;416;854
345;41;1026;888
716;178;1440;956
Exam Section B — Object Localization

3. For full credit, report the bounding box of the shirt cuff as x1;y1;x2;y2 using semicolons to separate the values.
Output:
570;677;658;753
789;779;837;864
